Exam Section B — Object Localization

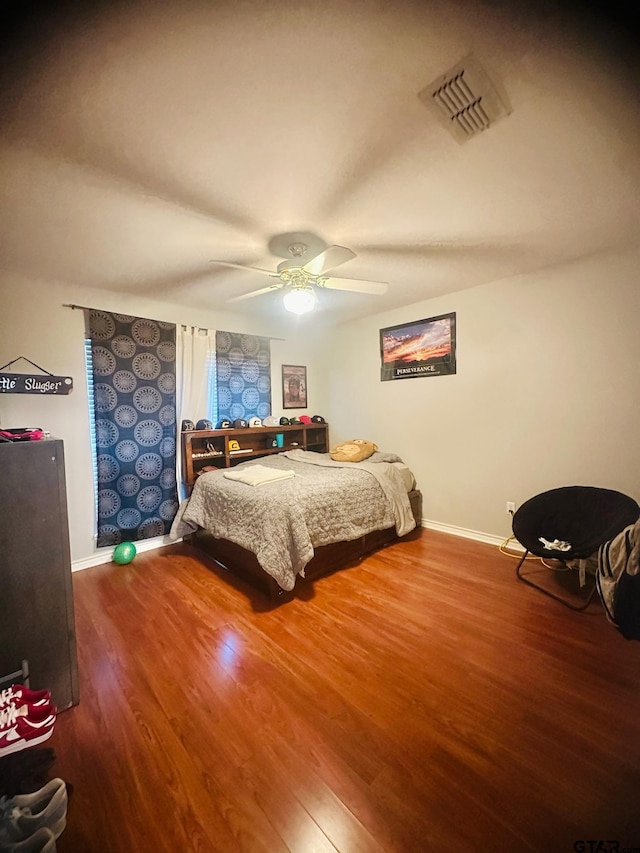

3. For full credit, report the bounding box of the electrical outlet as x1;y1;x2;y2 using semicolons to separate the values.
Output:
506;501;516;515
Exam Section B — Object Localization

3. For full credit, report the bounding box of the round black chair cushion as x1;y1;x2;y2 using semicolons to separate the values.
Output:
512;486;639;560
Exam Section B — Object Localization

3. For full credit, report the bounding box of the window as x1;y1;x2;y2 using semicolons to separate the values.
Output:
84;336;99;536
215;331;271;423
84;310;179;546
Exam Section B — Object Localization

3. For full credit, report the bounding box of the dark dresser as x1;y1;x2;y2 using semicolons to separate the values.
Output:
0;438;79;710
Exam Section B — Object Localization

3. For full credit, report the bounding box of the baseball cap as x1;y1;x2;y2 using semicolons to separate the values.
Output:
216;419;232;429
311;414;326;423
249;416;262;428
262;415;280;427
181;419;195;431
233;418;248;428
279;416;290;425
196;419;213;430
299;415;312;424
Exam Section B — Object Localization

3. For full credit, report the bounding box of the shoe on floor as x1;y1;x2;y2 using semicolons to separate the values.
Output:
0;827;56;853
0;688;51;712
0;715;56;757
0;705;57;734
0;778;67;844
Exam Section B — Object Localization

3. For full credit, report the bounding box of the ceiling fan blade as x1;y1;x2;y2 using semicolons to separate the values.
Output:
322;277;388;295
355;241;503;259
304;245;356;275
226;283;283;303
210;259;278;277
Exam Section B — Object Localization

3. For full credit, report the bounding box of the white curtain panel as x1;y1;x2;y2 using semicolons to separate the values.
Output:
175;325;215;498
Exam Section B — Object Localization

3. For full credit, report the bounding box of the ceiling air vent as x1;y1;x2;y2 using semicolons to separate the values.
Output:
418;54;511;143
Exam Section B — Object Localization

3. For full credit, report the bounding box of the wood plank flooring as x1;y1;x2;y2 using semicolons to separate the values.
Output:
50;530;640;852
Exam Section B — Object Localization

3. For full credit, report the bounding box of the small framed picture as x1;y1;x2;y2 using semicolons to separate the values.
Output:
282;364;307;409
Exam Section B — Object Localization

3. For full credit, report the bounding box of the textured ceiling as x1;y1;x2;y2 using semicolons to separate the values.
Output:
1;0;638;325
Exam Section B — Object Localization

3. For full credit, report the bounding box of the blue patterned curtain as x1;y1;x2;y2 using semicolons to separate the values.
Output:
88;310;179;547
215;331;271;422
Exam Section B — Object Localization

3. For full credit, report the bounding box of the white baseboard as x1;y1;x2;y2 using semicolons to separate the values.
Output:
71;535;179;572
421;518;525;553
72;520;525;573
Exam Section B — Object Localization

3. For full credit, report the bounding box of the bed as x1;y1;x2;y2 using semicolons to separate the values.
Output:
170;448;422;599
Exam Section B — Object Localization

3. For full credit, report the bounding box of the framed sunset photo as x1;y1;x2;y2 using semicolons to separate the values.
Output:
380;312;456;381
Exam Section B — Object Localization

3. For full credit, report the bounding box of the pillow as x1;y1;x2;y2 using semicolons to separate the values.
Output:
369;450;404;464
330;439;378;463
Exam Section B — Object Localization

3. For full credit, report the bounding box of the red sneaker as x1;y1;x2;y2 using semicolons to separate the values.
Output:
0;705;56;757
0;685;51;710
0;703;55;729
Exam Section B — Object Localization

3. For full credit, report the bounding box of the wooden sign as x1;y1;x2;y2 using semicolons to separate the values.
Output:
0;373;74;395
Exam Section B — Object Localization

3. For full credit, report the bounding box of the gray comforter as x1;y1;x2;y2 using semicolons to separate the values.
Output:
170;449;416;591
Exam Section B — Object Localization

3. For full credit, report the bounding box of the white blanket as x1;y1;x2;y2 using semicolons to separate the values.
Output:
223;464;295;486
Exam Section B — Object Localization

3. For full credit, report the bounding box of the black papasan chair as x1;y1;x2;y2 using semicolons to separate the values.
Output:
512;486;640;611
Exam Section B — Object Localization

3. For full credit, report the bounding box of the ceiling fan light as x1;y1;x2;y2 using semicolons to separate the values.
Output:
283;287;316;315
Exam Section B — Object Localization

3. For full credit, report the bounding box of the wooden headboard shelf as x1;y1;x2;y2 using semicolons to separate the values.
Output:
182;423;329;490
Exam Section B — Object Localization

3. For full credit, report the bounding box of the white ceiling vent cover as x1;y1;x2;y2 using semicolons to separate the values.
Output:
418;55;511;142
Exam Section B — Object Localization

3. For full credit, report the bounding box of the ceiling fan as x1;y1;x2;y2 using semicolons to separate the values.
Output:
209;238;388;314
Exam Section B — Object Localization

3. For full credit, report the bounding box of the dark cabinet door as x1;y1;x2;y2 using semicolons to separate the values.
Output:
0;439;79;710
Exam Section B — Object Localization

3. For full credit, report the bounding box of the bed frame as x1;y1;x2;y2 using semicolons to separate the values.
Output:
185;489;423;600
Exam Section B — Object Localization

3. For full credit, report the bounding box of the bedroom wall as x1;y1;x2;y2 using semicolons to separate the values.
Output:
322;244;640;544
4;243;637;567
0;273;328;567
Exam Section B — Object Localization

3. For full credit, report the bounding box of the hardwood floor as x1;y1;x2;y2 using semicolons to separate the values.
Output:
49;530;640;852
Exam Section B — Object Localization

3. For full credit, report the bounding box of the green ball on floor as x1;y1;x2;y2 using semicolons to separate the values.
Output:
112;541;137;565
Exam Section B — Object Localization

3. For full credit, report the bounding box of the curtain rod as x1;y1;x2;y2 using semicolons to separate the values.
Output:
63;303;96;312
62;304;286;340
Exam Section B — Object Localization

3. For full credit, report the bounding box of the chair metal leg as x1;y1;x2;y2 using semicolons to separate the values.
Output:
515;551;599;611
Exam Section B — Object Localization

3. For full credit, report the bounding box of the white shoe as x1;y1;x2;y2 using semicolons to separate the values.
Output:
0;827;56;853
0;779;67;845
